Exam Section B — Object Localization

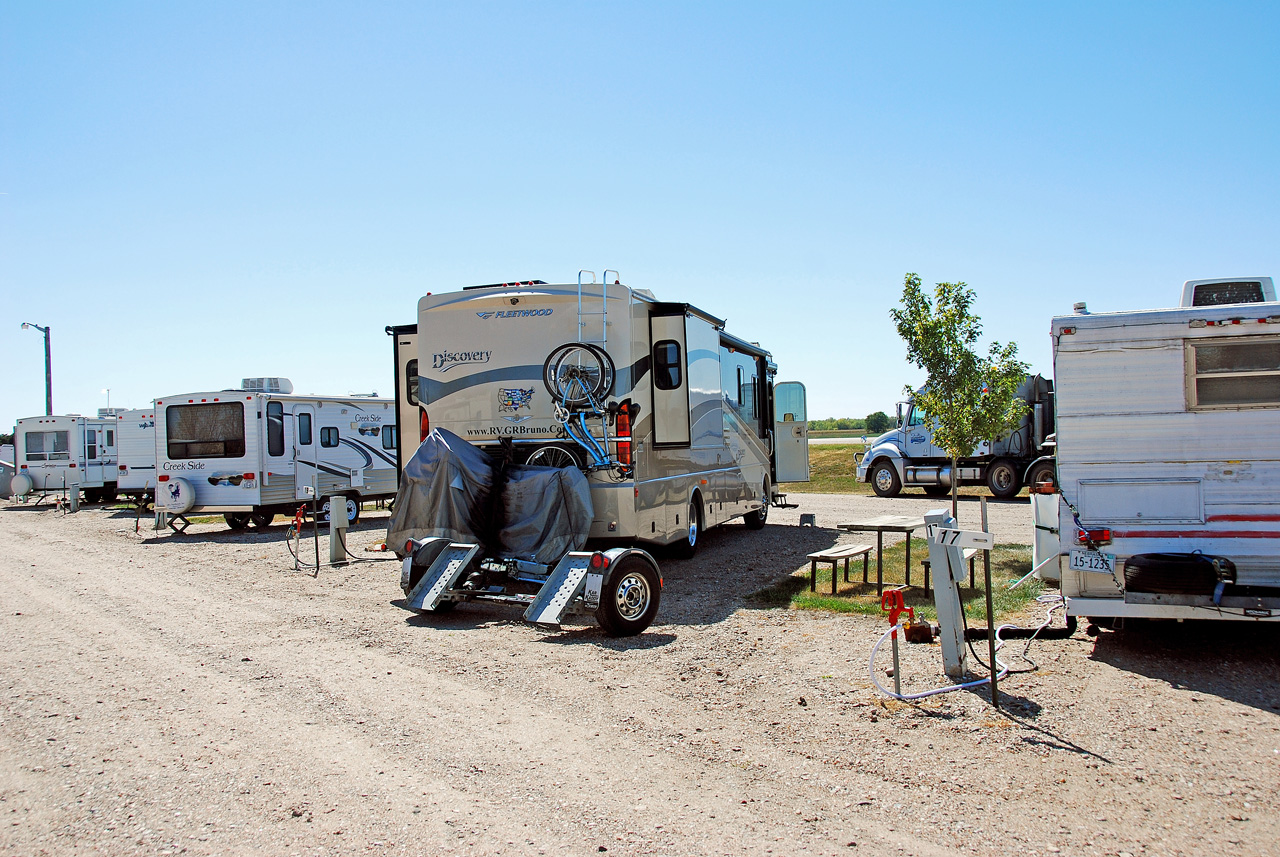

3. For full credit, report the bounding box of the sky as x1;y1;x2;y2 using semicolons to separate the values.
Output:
3;1;1279;428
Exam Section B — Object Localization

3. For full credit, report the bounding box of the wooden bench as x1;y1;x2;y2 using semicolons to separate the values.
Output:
807;544;874;594
922;547;980;591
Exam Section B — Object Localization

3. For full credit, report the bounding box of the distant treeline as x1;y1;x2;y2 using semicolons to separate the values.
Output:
809;412;892;433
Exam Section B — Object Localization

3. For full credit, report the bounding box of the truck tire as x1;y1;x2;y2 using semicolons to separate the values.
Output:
869;460;902;498
594;554;661;637
986;459;1021;499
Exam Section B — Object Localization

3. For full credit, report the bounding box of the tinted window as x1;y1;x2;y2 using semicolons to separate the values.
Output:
406;359;419;406
166;403;246;459
320;426;339;448
297;413;312;445
653;340;682;390
1189;337;1280;408
267;401;285;456
382;425;398;450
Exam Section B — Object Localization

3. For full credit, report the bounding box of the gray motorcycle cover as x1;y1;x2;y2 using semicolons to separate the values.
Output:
387;429;594;566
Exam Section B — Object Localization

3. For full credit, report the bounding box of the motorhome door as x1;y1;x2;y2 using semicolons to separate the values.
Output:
650;313;691;447
773;381;810;482
293;405;319;500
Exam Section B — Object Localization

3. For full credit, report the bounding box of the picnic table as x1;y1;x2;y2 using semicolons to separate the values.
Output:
836;515;927;596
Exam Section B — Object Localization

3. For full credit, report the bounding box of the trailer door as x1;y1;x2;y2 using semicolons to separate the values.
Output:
773;381;810;482
293;405;318;500
650;313;691;447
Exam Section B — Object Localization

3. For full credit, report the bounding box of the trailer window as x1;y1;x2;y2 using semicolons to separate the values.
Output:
24;430;70;462
267;402;285;456
166;403;246;459
320;427;339;448
106;430;114;447
653;341;682;390
1188;337;1280;408
406;359;419;406
382;425;398;450
297;413;312;445
86;429;97;460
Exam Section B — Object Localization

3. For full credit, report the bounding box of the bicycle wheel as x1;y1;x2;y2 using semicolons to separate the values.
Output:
542;343;614;406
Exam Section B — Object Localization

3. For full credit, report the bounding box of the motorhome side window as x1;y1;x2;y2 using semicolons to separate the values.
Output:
320;427;339;448
406;359;419;406
653;341;682;390
266;402;285;456
1187;337;1280;408
297;413;312;445
721;349;758;421
382;426;398;450
166;402;246;459
25;430;70;461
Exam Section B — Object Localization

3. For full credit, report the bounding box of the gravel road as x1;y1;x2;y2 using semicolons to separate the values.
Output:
1;497;1277;856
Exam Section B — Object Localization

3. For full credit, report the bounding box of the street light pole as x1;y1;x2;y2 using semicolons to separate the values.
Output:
21;322;52;415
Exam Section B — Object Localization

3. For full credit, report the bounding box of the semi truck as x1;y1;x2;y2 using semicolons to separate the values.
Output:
855;375;1055;499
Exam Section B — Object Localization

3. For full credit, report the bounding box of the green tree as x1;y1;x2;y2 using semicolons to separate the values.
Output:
864;411;892;434
889;273;1028;515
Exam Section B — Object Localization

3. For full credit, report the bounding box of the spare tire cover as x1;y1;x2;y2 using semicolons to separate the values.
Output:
160;477;196;514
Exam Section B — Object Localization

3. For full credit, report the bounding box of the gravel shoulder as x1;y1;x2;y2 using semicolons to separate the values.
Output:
1;496;1277;856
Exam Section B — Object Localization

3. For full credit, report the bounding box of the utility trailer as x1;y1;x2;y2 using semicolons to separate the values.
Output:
115;408;157;501
1052;276;1280;623
11;414;119;502
153;378;398;529
856;375;1055;499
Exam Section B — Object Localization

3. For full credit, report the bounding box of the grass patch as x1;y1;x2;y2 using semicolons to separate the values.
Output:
780;442;1019;498
750;540;1043;623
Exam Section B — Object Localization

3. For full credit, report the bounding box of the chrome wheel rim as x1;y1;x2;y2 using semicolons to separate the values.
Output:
615;573;651;620
874;467;894;493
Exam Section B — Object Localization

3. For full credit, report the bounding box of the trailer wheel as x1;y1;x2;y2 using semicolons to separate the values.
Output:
224;512;251;530
1027;460;1056;490
320;495;360;525
869;460;902;498
743;479;769;529
250;512;275;528
670;496;702;559
595;554;661;637
986;459;1021;499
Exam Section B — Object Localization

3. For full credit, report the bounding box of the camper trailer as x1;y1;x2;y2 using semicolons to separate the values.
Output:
115;408;157;500
11;415;119;502
406;274;810;556
1052;277;1280;623
153;379;398;529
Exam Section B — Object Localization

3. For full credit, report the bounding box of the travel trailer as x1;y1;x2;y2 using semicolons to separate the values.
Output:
1052;277;1280;623
404;274;810;556
153;379;398;529
115;408;158;501
11;414;119;502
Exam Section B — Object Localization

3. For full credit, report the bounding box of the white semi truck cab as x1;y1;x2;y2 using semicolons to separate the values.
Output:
855;374;1055;499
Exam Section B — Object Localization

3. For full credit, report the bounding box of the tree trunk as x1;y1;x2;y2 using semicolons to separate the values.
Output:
950;455;959;520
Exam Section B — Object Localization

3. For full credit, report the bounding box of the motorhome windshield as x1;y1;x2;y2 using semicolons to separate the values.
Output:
25;430;70;461
166;402;246;459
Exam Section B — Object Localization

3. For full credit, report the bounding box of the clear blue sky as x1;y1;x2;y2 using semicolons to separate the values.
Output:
3;2;1278;428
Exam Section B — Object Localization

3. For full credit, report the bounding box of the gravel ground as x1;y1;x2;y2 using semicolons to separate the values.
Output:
1;495;1278;856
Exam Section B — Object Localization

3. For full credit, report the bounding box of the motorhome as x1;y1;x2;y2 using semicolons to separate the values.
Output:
405;274;810;555
1052;277;1280;623
11;414;118;502
115;408;157;500
153;379;398;529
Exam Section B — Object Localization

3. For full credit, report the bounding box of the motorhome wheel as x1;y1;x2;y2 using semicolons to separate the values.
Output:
524;444;581;469
224;512;251;530
594;555;661;637
670;497;702;559
985;459;1020;499
870;461;902;498
743;480;769;529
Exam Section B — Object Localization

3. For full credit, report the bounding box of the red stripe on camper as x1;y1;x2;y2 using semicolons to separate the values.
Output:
1112;529;1280;540
1206;514;1280;523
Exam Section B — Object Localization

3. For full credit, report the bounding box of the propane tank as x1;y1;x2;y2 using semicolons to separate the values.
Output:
10;472;33;498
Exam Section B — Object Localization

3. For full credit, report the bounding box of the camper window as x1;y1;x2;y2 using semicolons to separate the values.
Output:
267;402;285;456
654;341;682;390
1188;337;1280;408
297;413;313;445
166;402;246;459
406;359;420;406
320;427;339;448
25;430;70;462
382;426;398;450
106;430;114;447
86;430;97;460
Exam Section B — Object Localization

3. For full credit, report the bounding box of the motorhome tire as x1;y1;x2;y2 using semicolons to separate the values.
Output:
594;555;661;637
524;444;582;469
250;512;275;528
670;497;702;559
986;459;1021;499
224;512;251;530
743;480;769;529
870;461;902;498
1027;460;1056;490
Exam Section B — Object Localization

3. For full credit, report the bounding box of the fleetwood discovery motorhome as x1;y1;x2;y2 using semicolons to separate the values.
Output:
11;414;118;502
404;274;810;556
154;379;398;529
1052;277;1280;623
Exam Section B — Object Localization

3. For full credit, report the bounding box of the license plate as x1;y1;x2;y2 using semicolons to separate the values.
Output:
1069;549;1117;574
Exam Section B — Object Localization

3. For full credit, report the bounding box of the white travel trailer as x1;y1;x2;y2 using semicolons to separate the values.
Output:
408;274;810;555
11;415;119;502
153;379;398;529
115;408;157;500
1052;277;1280;623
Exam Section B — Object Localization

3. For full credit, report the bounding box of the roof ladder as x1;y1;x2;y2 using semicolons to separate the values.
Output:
577;269;614;349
